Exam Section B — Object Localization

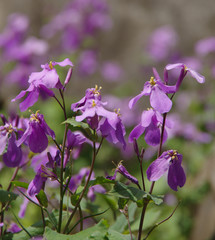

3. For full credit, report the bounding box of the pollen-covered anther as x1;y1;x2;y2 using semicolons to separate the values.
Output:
6;124;14;133
30;110;40;123
92;100;96;107
92;85;102;96
149;76;156;86
49;61;54;70
114;108;121;116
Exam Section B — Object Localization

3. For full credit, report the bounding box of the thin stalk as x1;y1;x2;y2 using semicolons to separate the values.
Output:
11;209;32;238
54;96;64;111
41;207;46;229
58;123;69;232
138;112;168;240
67;209;108;234
63;139;97;234
139;158;145;191
0;166;19;236
143;202;180;240
78;205;83;231
57;88;69;233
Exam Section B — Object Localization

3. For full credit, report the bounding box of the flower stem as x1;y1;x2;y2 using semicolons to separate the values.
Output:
138;112;167;240
0;166;19;236
63;136;98;234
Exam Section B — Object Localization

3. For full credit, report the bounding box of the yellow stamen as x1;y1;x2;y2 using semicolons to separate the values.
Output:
49;61;54;70
92;100;96;107
30;110;40;122
114;108;121;116
149;77;156;86
92;85;102;96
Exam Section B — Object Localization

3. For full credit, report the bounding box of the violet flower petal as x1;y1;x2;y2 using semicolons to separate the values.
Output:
128;124;145;142
150;86;172;113
28;124;48;153
168;160;186;191
146;156;170;181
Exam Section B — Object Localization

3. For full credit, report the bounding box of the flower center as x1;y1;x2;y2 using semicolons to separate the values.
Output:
5;124;14;134
30;110;40;123
149;77;156;86
92;85;102;96
92;100;96;107
49;61;54;70
169;150;178;161
114;108;121;116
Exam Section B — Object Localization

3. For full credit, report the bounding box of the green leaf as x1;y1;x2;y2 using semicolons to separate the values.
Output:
109;182;163;206
107;229;131;240
36;189;48;208
44;219;108;240
89;176;115;187
0;189;18;203
12;224;44;240
12;181;29;189
71;193;80;206
150;194;164;205
110;182;148;202
111;202;136;233
118;198;129;210
63;117;97;141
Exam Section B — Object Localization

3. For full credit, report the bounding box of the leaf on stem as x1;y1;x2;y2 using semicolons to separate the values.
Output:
0;189;18;203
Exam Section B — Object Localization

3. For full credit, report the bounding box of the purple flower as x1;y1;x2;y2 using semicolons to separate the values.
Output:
12;58;73;112
101;62;123;82
129;108;172;146
7;223;22;233
72;86;126;147
69;167;105;201
129;76;175;114
147;150;186;191
99;111;126;149
0;119;23;168
195;37;215;56
77;50;98;77
164;63;205;91
146;25;178;61
17;111;55;153
107;161;140;187
28;166;47;196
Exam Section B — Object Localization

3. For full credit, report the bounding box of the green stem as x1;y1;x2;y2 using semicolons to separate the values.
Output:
143;202;180;240
58;123;69;232
138;112;167;240
0;166;19;236
63;138;97;234
78;205;83;231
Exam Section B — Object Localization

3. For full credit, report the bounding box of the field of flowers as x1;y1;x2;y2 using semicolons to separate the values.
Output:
0;1;215;240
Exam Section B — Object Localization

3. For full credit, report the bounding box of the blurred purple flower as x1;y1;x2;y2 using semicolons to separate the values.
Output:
17;111;55;153
101;62;123;82
69;167;105;201
7;223;21;233
195;37;215;56
147;150;186;191
167;113;211;143
0;14;29;50
146;25;178;61
77;50;98;77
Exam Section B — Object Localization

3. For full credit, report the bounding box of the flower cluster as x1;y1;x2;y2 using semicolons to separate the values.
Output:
128;63;205;191
72;85;126;149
